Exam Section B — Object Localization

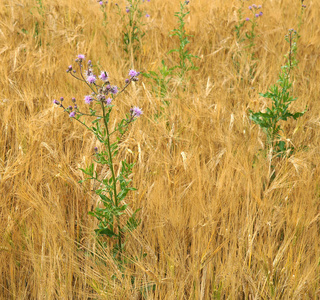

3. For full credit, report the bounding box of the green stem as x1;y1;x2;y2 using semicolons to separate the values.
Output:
101;102;122;257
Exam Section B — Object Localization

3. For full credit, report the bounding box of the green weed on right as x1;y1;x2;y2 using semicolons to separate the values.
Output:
249;29;307;159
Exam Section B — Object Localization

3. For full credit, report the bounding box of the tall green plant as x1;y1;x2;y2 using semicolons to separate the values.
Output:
53;56;142;265
116;0;147;62
143;1;199;101
169;1;199;79
249;29;306;158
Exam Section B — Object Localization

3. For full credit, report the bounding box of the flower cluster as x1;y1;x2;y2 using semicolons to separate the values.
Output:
245;4;263;21
55;55;142;119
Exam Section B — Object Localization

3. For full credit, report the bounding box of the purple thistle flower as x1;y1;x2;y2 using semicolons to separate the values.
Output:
72;97;76;102
68;105;73;110
94;147;98;152
255;13;259;17
125;78;129;84
53;99;60;105
87;75;96;84
78;54;85;60
258;5;262;8
129;69;139;77
99;71;108;81
111;86;118;94
146;13;150;17
69;111;76;118
259;11;263;16
249;6;252;10
131;106;143;117
84;95;93;104
246;17;250;21
106;98;112;105
126;7;130;13
99;1;103;5
60;97;64;101
252;4;257;8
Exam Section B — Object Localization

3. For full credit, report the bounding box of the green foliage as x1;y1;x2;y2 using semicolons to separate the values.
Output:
233;2;263;78
143;60;174;99
249;29;306;158
116;0;146;61
169;1;199;79
143;1;199;100
62;59;142;267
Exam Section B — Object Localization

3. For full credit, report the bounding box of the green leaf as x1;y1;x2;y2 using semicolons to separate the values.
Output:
96;227;118;237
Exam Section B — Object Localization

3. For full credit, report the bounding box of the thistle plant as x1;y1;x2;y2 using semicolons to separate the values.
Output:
143;1;199;101
53;55;142;263
115;0;150;62
249;29;306;159
233;3;263;78
244;4;263;54
168;0;199;79
298;0;307;33
97;1;109;29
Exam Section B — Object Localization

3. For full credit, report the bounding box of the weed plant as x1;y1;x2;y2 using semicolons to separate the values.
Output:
249;29;306;178
53;55;142;266
96;0;150;61
144;1;199;101
116;0;150;62
234;2;263;79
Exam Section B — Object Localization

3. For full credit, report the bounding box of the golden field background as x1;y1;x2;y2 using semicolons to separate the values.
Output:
0;0;320;298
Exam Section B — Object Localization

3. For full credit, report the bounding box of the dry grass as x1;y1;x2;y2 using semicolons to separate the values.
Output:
1;0;320;298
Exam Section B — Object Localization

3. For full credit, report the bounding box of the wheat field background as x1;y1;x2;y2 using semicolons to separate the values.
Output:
0;0;320;299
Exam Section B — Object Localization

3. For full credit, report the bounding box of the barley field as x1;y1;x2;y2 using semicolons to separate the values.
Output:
1;0;320;299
